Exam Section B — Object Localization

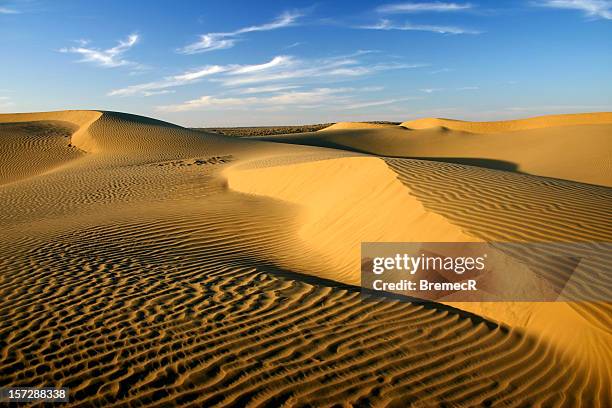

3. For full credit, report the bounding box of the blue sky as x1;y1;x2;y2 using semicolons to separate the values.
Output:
1;0;611;126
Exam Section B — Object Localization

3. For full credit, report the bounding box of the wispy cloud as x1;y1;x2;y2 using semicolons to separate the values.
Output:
420;87;444;93
285;41;304;49
158;87;420;113
216;52;424;87
157;88;351;112
226;55;293;75
235;85;302;94
359;19;481;34
109;52;423;96
377;2;473;13
420;86;478;93
340;98;418;110
108;55;295;96
142;90;175;97
108;68;223;96
0;6;19;14
179;11;302;54
360;86;386;91
60;34;140;68
537;0;612;20
0;95;15;111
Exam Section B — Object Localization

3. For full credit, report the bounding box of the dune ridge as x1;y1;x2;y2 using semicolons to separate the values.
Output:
0;110;610;406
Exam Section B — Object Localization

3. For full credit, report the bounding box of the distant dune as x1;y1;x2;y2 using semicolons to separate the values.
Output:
401;112;612;133
256;112;612;187
1;110;610;406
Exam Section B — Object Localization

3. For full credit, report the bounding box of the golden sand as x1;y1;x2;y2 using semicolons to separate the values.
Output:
0;110;610;406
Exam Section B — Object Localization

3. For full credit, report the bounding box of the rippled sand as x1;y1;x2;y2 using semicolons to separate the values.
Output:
1;111;610;406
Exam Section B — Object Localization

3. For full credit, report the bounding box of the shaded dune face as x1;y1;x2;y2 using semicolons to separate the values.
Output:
0;111;610;406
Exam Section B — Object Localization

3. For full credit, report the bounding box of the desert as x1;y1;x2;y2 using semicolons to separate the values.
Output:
2;0;611;405
0;110;610;406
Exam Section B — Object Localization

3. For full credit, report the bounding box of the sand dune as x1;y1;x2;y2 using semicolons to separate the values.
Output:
401;112;612;133
1;110;610;406
256;112;612;186
226;156;477;284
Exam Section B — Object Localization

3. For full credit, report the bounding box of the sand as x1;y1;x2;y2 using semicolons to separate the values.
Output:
0;110;610;406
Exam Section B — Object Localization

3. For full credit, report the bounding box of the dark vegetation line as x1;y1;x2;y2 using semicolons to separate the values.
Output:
192;121;401;137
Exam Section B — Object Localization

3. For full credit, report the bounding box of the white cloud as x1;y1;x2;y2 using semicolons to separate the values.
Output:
360;19;481;34
377;2;473;13
179;11;302;54
108;70;220;97
340;98;417;109
60;34;140;68
420;88;445;93
420;86;478;93
538;0;612;19
142;90;175;97
236;11;302;33
227;55;294;75
182;34;236;53
157;88;351;112
173;65;232;82
285;41;304;49
108;56;295;96
360;86;385;91
109;52;423;96
235;85;302;94
158;87;422;114
215;54;424;87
